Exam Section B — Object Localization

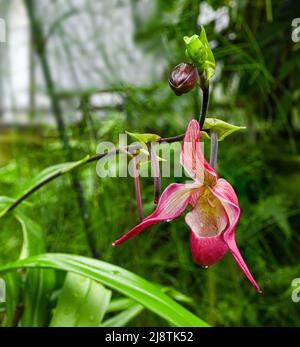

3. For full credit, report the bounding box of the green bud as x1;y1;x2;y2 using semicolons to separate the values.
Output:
183;26;215;82
184;35;207;68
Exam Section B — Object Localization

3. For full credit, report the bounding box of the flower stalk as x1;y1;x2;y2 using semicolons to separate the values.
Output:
199;79;209;129
209;131;218;170
148;143;161;204
133;155;143;222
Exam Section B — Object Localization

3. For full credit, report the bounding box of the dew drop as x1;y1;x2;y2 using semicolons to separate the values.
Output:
110;270;120;275
201;265;209;269
166;219;172;223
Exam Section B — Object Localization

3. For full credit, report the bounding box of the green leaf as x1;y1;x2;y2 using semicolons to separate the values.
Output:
0;157;90;219
16;212;45;259
0;253;209;327
184;26;215;81
125;131;161;143
60;155;90;174
101;303;143;327
20;268;56;327
162;287;193;305
50;272;111;327
0;196;17;211
21;163;75;193
106;297;135;312
15;213;56;327
203;118;246;141
0;196;31;218
1;273;21;327
200;131;211;141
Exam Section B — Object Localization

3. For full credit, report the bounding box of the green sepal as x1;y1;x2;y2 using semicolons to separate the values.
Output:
184;26;215;81
125;131;161;144
203;118;246;141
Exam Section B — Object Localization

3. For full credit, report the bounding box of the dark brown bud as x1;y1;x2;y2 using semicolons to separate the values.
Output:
168;63;199;96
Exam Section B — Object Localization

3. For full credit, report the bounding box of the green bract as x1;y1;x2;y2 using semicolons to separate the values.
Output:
125;131;161;143
184;26;215;82
203;118;246;141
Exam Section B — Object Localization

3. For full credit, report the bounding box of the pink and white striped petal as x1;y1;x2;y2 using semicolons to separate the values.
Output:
180;120;217;184
113;183;196;246
210;179;262;292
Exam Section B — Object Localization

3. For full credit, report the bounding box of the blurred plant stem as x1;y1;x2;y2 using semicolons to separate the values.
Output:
23;0;99;258
209;132;218;170
207;267;216;326
147;143;161;204
133;156;143;222
199;81;210;130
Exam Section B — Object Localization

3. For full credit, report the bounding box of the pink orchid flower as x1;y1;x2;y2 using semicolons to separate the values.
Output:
113;120;261;292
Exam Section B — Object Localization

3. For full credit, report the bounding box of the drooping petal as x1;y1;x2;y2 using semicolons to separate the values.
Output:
186;192;229;266
180;119;217;184
210;178;261;292
113;183;196;246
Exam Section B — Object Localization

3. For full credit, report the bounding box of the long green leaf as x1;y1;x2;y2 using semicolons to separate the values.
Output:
20;158;89;195
0;253;209;327
0;196;16;209
50;272;111;327
101;303;143;327
15;213;55;327
16;212;45;259
20;268;55;327
1;273;21;327
106;298;136;312
0;156;90;219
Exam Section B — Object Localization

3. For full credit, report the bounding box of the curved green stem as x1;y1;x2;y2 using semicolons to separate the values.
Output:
0;135;184;218
199;82;210;129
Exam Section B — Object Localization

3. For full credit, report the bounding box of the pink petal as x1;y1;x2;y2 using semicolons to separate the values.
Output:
113;183;195;246
210;179;262;292
180;120;217;184
186;192;229;266
190;232;228;266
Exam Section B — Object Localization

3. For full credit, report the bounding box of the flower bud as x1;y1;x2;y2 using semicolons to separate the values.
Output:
168;63;199;96
184;27;216;82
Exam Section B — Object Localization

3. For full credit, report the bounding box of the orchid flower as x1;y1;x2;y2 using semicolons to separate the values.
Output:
113;120;261;292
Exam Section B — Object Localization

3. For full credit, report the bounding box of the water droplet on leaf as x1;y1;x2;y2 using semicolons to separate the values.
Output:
110;270;120;275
